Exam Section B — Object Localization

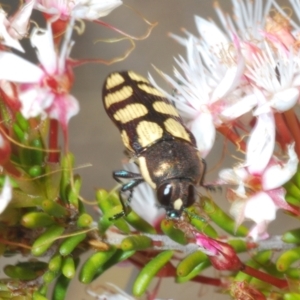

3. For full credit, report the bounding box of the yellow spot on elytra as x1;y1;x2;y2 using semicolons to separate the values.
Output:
173;199;183;210
120;130;133;151
136;121;163;147
104;86;133;109
138;156;156;189
128;71;149;83
164;118;191;142
138;84;165;97
106;73;125;89
153;101;179;116
114;104;148;124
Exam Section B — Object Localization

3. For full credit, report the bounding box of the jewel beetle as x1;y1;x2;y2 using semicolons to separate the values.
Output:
102;71;206;219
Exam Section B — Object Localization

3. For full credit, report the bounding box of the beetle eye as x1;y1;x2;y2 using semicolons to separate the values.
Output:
186;185;196;207
157;183;172;207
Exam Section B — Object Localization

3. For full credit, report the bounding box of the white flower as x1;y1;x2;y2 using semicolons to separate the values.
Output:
150;31;253;157
219;144;298;241
0;21;79;129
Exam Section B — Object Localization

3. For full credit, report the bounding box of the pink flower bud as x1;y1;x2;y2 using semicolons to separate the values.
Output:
195;234;242;271
209;240;242;271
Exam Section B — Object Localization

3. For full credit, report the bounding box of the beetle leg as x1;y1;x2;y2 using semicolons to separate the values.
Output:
119;178;144;192
110;170;144;220
113;170;143;182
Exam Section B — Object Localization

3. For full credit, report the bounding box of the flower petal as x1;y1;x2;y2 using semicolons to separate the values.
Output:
229;199;246;229
268;189;299;215
221;93;257;120
124;163;164;226
190;113;215;157
245;192;277;223
270;88;299;112
0;80;21;111
219;168;248;185
19;88;54;118
219;167;247;198
47;93;79;129
0;177;12;214
195;233;219;256
194;16;228;48
211;36;245;102
30;24;56;74
244;192;277;240
248;221;270;241
0;52;43;82
246;112;275;174
169;32;189;47
211;65;242;103
262;144;298;190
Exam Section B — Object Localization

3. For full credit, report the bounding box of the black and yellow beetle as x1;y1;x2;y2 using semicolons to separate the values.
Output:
102;70;206;219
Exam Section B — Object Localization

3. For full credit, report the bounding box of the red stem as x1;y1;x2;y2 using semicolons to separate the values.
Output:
48;119;60;163
274;113;293;149
217;125;246;152
283;109;300;158
42;13;68;46
242;265;288;289
191;275;222;286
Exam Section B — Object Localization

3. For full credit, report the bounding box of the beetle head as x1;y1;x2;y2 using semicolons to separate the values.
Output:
157;180;196;219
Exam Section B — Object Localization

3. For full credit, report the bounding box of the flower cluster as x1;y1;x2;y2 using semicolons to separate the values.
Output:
1;1;300;300
0;0;123;213
0;0;122;133
151;0;300;241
